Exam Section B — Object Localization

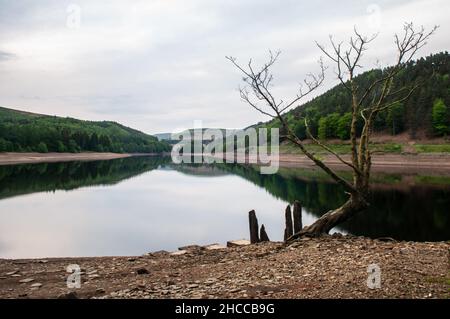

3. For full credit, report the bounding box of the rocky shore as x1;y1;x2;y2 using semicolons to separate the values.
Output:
0;235;449;299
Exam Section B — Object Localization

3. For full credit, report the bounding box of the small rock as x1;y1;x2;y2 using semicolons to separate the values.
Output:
171;250;187;256
136;268;149;275
19;278;34;283
149;250;169;256
205;244;227;250
332;233;343;238
6;271;18;276
57;292;78;299
96;288;105;294
30;283;42;288
187;284;199;288
178;245;203;251
227;239;250;247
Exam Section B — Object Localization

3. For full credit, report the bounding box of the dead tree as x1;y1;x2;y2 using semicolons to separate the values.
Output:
248;210;260;243
260;224;270;242
227;23;437;240
284;205;293;241
293;201;302;233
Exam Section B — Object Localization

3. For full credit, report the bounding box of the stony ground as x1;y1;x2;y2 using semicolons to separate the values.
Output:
0;235;449;299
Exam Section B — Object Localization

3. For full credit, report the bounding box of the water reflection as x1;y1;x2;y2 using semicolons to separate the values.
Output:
218;164;450;241
0;156;449;258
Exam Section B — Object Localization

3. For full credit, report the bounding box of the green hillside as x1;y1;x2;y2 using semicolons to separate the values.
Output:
258;51;450;140
0;107;170;153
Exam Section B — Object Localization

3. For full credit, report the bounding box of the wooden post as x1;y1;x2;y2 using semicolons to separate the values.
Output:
284;205;293;241
260;224;270;242
293;200;303;234
248;210;260;244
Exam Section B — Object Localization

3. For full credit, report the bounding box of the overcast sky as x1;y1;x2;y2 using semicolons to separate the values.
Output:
0;0;448;134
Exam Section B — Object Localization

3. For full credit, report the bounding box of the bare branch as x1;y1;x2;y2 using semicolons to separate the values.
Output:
238;86;275;118
226;51;359;195
286;133;359;194
375;83;419;113
304;118;362;174
226;51;325;118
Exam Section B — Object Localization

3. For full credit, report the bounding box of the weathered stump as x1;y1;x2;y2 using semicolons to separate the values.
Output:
284;205;293;241
293;200;303;233
248;210;260;244
259;224;270;242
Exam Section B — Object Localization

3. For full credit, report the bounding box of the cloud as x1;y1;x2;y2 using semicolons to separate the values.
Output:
0;50;15;61
0;0;448;133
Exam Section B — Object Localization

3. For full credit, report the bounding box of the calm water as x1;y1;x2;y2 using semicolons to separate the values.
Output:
0;156;449;258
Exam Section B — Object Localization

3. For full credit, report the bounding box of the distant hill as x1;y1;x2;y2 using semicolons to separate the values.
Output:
155;128;241;144
154;133;173;141
256;51;450;140
0;107;170;153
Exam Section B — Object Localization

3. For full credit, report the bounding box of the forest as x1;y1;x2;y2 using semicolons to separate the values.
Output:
0;107;171;153
259;52;450;140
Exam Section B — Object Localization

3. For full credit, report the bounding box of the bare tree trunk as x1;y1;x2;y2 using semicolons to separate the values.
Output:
292;201;302;233
288;195;368;241
260;224;270;242
284;205;293;241
248;210;260;244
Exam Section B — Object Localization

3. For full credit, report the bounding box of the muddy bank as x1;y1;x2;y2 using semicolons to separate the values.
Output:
209;152;450;175
0;236;448;299
0;152;134;166
277;153;450;174
2;152;450;175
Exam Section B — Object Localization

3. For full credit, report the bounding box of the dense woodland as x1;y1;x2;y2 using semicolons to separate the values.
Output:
0;107;170;153
259;52;450;140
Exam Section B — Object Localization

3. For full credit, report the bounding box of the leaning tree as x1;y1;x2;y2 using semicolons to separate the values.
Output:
227;23;437;240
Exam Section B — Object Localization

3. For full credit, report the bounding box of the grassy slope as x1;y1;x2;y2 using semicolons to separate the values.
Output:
0;106;150;138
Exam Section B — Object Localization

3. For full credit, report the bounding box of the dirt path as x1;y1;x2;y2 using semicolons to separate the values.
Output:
1;236;448;299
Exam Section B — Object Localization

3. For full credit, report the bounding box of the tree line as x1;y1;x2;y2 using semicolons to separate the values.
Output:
0;107;170;153
261;51;449;140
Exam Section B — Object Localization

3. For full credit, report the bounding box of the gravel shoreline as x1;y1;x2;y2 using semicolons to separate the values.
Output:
1;235;448;299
